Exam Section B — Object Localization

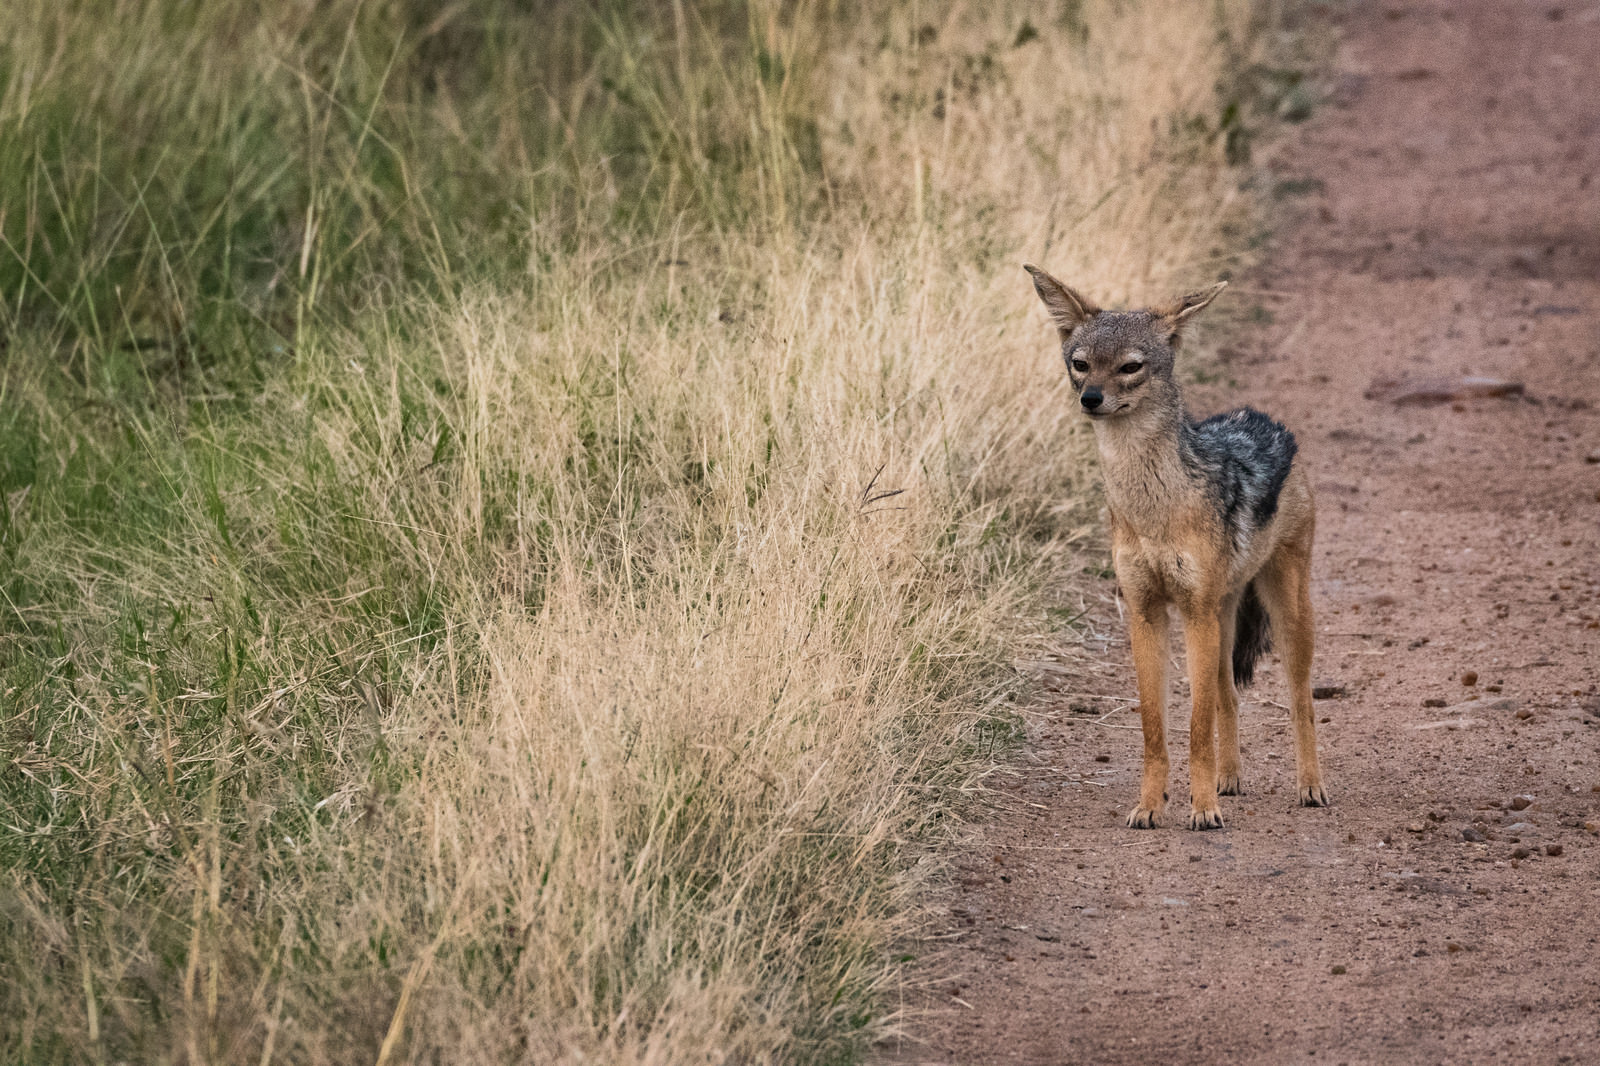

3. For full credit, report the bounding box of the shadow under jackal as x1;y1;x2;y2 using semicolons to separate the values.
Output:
1025;264;1329;830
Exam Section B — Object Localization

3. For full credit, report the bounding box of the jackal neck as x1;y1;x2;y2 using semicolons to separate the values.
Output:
1090;401;1197;529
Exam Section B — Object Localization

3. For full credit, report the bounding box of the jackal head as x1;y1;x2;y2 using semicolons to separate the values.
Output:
1023;264;1226;420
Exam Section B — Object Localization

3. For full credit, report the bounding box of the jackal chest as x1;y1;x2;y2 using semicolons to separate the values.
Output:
1111;534;1200;598
1107;515;1224;611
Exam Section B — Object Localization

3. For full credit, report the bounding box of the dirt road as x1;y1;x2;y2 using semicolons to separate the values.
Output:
883;2;1600;1062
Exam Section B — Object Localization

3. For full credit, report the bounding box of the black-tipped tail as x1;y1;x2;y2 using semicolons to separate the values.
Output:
1232;582;1273;688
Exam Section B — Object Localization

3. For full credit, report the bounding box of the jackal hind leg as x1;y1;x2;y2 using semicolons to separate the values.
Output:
1181;609;1225;830
1125;605;1170;829
1215;590;1244;797
1258;546;1329;807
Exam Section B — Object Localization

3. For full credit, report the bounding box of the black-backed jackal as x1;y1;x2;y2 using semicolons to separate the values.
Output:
1025;264;1329;830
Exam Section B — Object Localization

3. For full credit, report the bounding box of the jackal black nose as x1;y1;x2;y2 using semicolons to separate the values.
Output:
1081;387;1104;411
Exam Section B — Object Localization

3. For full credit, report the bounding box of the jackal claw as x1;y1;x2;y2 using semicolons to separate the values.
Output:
1299;782;1330;807
1125;806;1162;829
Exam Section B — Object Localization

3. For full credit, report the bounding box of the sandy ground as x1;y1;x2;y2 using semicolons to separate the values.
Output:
880;2;1600;1063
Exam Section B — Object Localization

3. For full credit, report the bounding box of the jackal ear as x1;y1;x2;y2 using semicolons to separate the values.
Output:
1154;281;1228;344
1023;263;1100;334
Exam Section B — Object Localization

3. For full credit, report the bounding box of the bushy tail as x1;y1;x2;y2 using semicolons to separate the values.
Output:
1232;581;1273;688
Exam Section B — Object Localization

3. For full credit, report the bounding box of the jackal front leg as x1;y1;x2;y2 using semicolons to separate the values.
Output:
1126;606;1170;829
1215;591;1243;797
1181;611;1225;830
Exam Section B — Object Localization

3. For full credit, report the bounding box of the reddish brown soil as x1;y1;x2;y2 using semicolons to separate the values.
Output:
882;2;1600;1063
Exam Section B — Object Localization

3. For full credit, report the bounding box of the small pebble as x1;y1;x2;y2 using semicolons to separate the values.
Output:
1511;846;1531;859
1094;754;1111;763
1514;709;1533;720
1461;671;1478;687
1406;822;1426;833
1313;684;1346;699
1331;965;1347;975
1545;844;1564;857
1461;828;1485;842
1509;795;1533;810
1423;698;1447;708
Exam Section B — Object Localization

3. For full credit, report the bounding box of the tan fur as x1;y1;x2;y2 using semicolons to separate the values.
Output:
1112;461;1325;829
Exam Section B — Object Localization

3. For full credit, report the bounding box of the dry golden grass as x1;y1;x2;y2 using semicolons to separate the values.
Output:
0;1;1278;1061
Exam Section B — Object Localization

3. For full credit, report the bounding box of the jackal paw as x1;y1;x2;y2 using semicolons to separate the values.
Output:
1217;771;1243;796
1186;803;1225;831
1125;805;1162;829
1299;782;1331;807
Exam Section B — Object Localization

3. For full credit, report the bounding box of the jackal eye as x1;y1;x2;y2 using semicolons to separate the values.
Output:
1070;358;1089;373
1118;362;1144;375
